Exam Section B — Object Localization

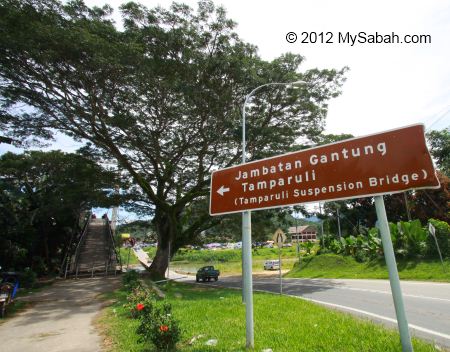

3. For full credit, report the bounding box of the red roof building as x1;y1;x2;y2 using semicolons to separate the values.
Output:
288;225;317;243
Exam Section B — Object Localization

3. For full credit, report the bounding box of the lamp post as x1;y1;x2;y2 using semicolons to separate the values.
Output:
241;80;305;348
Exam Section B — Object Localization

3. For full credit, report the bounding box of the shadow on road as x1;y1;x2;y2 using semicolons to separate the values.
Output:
13;276;120;326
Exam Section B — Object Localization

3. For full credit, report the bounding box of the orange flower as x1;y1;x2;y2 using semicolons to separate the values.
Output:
136;303;145;311
160;325;169;332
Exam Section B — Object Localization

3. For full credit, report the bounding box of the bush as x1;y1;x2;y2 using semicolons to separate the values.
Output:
21;268;37;288
122;270;140;291
355;249;368;263
31;256;47;276
137;301;181;351
124;286;157;319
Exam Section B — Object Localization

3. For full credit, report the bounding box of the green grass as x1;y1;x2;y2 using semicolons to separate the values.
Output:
98;280;439;352
285;254;450;281
145;247;302;263
120;247;139;266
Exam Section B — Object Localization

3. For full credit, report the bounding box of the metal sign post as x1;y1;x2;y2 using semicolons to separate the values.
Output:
428;223;445;271
273;229;286;295
375;196;413;352
279;246;282;294
242;210;254;347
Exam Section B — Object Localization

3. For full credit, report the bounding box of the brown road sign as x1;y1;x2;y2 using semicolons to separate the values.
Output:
209;124;440;216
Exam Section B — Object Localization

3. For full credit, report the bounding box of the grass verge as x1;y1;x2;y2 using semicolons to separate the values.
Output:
97;280;440;351
285;254;450;281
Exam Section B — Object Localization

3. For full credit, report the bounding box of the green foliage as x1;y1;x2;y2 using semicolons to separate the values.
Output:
122;270;140;292
0;151;118;273
401;220;427;257
124;286;157;319
116;221;155;241
427;128;450;176
321;219;448;260
20;268;37;289
301;241;315;255
136;299;181;351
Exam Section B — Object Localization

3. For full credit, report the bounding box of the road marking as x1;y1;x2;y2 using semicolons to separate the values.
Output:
279;281;450;303
288;295;450;342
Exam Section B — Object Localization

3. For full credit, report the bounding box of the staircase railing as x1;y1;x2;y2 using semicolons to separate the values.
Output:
60;211;91;278
74;214;93;278
105;215;122;273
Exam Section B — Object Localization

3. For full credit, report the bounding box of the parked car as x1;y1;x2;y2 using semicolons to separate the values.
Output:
263;241;274;248
196;266;220;282
263;260;280;270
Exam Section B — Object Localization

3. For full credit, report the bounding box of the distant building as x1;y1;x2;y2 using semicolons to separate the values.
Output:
288;225;317;242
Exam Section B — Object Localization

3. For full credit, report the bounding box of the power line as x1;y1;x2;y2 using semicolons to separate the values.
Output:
425;106;450;131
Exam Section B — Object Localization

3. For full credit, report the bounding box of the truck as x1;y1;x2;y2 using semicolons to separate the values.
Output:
196;266;220;282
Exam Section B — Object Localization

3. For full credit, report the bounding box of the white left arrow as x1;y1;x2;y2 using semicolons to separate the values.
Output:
217;185;230;196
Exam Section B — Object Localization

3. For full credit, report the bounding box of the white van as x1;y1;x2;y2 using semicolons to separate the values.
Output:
264;260;280;270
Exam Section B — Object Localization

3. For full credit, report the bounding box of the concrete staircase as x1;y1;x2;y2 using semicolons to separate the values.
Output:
75;218;119;277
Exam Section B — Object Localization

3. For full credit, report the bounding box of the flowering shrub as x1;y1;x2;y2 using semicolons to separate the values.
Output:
137;302;181;351
124;286;156;318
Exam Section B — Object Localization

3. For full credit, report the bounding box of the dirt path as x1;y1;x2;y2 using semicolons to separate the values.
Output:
0;276;120;352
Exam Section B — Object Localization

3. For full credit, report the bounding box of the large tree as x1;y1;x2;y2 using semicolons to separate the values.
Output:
0;0;347;278
0;150;117;272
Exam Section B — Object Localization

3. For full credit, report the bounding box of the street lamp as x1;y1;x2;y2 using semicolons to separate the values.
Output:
241;80;306;348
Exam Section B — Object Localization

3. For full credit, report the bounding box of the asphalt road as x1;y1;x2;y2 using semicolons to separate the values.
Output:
189;275;450;349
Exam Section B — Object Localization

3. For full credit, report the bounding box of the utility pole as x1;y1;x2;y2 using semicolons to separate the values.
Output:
336;205;342;239
403;192;412;221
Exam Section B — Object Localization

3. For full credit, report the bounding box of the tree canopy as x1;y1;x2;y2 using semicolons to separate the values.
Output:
0;0;347;277
0;150;117;273
427;128;450;177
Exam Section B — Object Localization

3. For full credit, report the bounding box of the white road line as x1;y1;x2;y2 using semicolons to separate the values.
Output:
279;282;450;303
285;294;450;341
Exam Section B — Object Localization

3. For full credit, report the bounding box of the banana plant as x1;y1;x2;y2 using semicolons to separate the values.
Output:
399;220;427;257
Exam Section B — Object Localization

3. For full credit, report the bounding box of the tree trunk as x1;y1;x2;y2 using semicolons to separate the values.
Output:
149;245;170;280
147;208;181;280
